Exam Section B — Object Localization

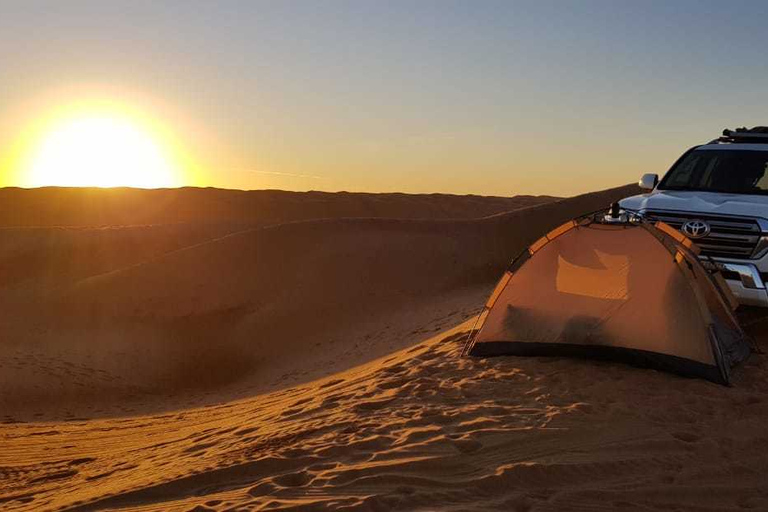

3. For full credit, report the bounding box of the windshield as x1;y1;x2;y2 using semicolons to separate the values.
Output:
659;149;768;194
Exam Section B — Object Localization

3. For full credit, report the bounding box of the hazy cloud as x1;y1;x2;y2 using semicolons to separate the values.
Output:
236;169;325;180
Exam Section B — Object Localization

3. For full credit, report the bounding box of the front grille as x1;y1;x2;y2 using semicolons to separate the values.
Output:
645;210;761;259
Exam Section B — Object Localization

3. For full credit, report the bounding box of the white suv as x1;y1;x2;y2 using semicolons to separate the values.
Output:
620;127;768;307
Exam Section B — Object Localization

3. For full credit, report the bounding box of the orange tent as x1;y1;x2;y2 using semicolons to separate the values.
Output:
463;218;751;384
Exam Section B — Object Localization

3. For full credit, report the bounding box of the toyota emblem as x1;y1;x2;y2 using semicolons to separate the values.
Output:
681;220;710;239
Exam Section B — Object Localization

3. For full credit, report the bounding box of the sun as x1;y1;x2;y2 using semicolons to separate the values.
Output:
22;112;181;188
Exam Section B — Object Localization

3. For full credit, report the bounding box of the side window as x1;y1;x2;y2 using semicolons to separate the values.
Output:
754;161;768;190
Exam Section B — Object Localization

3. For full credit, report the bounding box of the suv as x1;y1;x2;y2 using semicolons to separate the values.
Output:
619;127;768;307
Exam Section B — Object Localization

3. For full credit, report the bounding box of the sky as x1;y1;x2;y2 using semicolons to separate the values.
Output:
0;0;767;197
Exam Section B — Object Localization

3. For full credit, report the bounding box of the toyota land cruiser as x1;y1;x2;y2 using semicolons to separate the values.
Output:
619;127;768;307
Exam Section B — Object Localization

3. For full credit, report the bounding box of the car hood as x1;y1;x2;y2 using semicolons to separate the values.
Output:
619;190;768;220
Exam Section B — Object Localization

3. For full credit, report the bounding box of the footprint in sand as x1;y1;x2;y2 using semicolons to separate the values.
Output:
272;470;313;487
450;438;483;454
248;481;278;496
381;364;407;376
319;378;345;389
234;426;259;436
376;379;406;390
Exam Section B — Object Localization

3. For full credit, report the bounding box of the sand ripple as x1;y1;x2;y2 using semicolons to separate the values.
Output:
3;320;768;511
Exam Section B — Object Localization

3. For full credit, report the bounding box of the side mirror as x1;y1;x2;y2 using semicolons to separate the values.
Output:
639;173;659;191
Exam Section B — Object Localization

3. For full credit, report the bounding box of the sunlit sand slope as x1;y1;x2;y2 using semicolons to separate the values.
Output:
3;321;768;511
0;184;638;422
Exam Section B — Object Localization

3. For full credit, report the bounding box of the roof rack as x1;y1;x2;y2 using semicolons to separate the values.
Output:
716;126;768;144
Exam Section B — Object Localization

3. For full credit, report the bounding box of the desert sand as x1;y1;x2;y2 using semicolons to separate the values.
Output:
4;183;768;511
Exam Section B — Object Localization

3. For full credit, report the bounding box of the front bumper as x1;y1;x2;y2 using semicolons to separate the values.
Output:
715;261;768;307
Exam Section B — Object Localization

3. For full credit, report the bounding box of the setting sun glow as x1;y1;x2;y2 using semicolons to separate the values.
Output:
22;112;181;188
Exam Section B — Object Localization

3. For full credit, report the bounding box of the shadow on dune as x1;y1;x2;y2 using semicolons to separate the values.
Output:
0;184;639;419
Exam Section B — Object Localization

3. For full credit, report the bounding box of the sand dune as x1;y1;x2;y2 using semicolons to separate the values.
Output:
0;187;557;227
14;182;768;511
0;184;637;423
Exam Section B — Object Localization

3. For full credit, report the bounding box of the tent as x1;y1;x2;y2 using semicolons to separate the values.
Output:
463;217;751;384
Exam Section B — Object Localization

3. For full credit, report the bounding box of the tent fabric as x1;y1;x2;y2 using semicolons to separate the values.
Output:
463;219;751;385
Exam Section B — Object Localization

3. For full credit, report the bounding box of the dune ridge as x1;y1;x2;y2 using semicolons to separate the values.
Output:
0;187;558;228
